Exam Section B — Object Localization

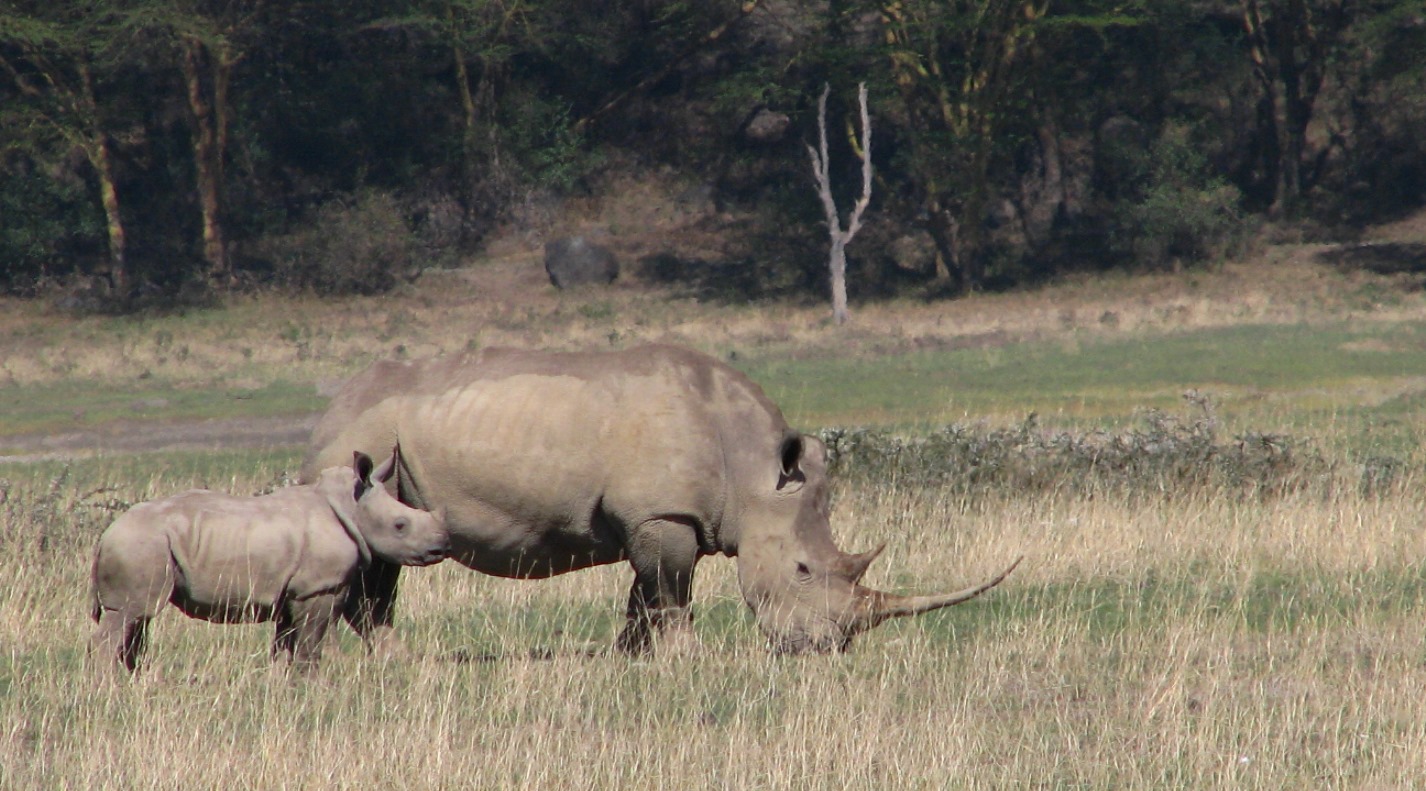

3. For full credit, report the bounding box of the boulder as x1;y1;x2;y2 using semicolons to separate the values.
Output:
544;236;619;288
743;108;791;144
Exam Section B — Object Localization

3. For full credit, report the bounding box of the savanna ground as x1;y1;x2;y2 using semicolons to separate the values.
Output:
4;198;1426;788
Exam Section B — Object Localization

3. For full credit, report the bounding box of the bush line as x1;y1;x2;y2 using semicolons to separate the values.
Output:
817;394;1407;500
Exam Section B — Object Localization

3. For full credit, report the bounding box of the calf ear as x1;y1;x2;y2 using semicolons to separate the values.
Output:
354;451;375;488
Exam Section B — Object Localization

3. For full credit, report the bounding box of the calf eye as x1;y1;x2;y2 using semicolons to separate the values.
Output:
394;519;408;533
795;562;812;580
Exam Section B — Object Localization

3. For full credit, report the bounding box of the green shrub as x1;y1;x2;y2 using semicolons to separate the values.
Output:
1110;125;1252;269
0;160;106;294
255;190;421;295
817;394;1364;500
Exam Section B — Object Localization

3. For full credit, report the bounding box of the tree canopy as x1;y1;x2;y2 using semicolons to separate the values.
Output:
2;0;1423;303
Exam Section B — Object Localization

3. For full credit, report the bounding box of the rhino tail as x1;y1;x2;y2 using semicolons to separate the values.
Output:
89;549;102;623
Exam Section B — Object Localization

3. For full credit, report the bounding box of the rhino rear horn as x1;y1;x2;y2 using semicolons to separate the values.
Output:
851;556;1023;632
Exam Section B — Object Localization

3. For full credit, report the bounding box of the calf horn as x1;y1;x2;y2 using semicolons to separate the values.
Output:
850;556;1023;632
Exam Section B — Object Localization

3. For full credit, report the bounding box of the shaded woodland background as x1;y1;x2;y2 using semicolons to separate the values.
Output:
2;1;1424;305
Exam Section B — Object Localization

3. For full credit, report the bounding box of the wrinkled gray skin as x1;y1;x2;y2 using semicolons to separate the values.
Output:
91;449;448;673
301;345;1017;655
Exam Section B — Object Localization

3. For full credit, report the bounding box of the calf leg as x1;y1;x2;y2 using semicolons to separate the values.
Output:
90;534;174;673
91;611;151;673
615;517;702;655
340;559;404;658
272;607;298;664
120;617;150;672
276;594;342;673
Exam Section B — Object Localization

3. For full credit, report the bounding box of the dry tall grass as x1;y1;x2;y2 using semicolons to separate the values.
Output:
3;456;1424;789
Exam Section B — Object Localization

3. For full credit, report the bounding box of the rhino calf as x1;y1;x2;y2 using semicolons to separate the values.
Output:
90;448;448;673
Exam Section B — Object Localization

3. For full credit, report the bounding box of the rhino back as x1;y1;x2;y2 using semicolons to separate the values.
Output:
306;345;791;576
303;355;478;479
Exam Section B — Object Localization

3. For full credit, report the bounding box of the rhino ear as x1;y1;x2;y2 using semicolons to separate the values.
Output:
353;451;375;489
837;544;884;584
777;434;805;487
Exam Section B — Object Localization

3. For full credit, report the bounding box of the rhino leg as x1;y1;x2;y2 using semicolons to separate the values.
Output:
614;518;701;655
91;610;151;673
91;531;175;672
340;558;405;658
274;594;342;673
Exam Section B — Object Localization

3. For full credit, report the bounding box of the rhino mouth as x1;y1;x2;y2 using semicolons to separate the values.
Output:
764;616;855;656
412;546;449;566
771;633;854;656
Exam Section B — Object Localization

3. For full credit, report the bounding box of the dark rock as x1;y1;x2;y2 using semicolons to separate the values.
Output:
743;108;791;144
544;237;619;289
889;234;937;274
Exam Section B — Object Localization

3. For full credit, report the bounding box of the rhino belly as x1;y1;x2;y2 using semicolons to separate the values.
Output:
441;503;627;579
165;562;290;622
170;592;278;624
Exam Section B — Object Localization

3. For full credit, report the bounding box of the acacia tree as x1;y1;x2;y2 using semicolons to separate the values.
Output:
415;0;536;191
364;0;544;231
806;82;873;326
571;0;764;135
0;7;129;294
1239;0;1354;217
878;0;1049;292
121;0;266;286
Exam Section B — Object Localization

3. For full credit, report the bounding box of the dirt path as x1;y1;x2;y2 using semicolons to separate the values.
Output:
0;413;318;464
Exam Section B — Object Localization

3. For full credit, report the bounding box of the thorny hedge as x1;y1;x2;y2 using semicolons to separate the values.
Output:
818;394;1404;500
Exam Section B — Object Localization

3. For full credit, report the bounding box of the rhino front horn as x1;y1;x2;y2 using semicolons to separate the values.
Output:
851;556;1023;632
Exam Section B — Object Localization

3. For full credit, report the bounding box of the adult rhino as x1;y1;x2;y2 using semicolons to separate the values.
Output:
301;344;1017;655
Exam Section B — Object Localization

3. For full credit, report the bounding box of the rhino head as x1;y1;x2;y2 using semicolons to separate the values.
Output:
736;434;1019;655
326;447;450;568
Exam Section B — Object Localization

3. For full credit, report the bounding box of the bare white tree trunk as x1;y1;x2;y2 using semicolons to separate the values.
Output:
806;82;873;325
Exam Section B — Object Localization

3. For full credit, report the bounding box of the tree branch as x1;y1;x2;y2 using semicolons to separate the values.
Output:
573;0;762;135
844;82;872;242
806;82;873;325
0;52;43;97
807;83;839;231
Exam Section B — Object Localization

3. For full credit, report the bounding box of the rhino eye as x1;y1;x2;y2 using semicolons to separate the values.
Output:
393;518;408;533
795;562;812;581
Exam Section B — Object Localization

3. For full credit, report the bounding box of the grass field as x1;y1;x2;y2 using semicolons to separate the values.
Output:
4;454;1425;788
3;233;1426;788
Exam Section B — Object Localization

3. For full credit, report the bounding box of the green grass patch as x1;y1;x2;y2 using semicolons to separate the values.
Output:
0;447;302;487
742;321;1426;432
908;564;1426;649
5;320;1426;461
0;379;324;441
